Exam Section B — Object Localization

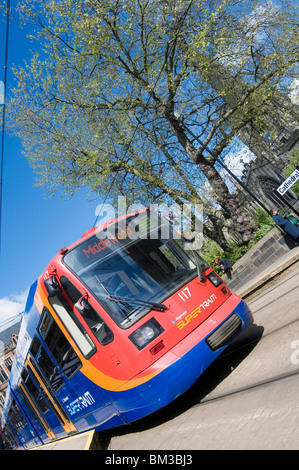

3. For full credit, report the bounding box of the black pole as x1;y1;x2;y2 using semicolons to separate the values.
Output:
0;0;10;254
181;123;273;216
279;196;299;217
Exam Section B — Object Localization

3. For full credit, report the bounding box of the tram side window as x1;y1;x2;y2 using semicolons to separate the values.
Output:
21;369;49;414
8;399;27;433
60;275;82;304
3;423;19;450
17;386;42;427
30;335;65;391
49;292;96;359
38;307;82;379
60;275;113;346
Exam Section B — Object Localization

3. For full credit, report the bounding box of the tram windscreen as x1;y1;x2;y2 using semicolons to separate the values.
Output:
63;212;208;328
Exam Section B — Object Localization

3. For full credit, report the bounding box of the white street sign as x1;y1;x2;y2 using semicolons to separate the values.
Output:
277;169;299;196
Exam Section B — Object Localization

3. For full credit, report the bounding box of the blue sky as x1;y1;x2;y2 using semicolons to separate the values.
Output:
0;0;268;331
0;1;105;330
0;0;297;332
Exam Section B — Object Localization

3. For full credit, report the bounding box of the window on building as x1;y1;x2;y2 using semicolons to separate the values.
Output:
4;357;13;371
0;367;8;384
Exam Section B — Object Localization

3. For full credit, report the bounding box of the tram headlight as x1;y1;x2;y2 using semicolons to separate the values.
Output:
142;326;155;340
207;271;223;287
129;318;164;350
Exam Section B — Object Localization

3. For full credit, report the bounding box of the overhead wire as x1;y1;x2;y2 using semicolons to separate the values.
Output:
0;311;23;332
0;0;11;254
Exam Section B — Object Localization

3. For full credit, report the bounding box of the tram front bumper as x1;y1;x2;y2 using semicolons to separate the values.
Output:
115;297;253;423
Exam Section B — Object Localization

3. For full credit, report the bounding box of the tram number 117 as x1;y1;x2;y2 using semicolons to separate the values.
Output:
178;287;191;302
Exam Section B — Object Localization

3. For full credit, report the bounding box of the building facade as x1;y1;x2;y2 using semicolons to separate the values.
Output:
208;62;299;212
242;154;299;213
0;322;21;413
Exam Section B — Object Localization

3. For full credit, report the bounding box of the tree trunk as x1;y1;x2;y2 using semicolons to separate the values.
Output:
167;113;257;242
198;159;257;242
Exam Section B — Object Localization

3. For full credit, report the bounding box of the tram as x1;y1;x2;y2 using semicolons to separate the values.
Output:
1;209;253;449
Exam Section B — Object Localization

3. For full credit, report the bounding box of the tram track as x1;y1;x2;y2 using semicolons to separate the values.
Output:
105;317;299;449
224;315;299;355
106;268;299;449
103;318;299;442
194;312;299;404
199;368;299;407
246;283;299;315
107;344;299;450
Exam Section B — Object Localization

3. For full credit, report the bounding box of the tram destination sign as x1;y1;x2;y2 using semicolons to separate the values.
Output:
277;168;299;196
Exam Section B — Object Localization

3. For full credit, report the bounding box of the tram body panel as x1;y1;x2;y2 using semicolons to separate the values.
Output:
1;210;253;448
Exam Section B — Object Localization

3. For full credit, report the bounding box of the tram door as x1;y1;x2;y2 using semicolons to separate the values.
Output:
25;353;77;436
18;377;56;442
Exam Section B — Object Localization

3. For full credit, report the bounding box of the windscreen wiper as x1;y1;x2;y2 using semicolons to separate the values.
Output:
95;274;168;312
108;294;168;312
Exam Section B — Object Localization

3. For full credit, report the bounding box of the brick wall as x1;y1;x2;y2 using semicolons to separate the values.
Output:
222;227;297;290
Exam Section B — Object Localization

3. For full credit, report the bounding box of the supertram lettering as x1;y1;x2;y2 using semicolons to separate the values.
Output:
176;295;217;331
66;392;96;416
177;306;201;330
200;294;217;310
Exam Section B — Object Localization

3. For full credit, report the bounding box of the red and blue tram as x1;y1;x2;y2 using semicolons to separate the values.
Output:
1;209;253;449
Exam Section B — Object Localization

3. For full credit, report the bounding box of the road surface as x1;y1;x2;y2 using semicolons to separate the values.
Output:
101;265;299;450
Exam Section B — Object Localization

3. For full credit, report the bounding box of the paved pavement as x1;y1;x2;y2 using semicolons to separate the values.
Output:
105;246;299;451
30;430;102;451
235;245;299;298
29;246;299;451
105;254;299;451
107;374;299;450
